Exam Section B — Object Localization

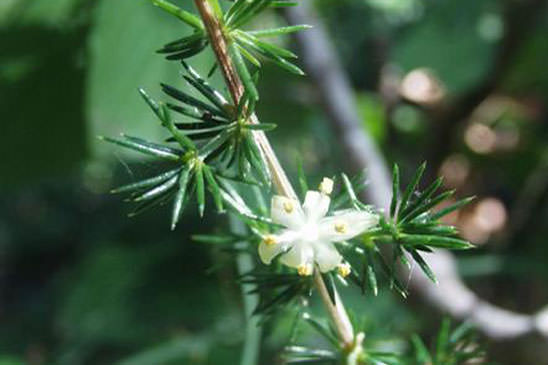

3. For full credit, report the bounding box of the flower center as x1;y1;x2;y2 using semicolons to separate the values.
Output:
299;222;320;243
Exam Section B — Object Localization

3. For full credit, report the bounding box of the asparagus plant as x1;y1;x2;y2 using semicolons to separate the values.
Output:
103;0;483;363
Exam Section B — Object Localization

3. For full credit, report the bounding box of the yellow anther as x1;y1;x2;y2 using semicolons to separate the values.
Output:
283;200;294;213
319;177;334;195
297;264;312;276
337;263;351;278
263;235;277;246
334;221;347;234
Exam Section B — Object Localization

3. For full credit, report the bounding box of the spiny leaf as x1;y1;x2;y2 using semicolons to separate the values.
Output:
171;166;192;230
150;0;203;30
161;83;226;117
390;164;400;218
398;234;473;249
408;249;437;284
244;123;277;131
111;168;181;194
195;164;205;217
399;190;454;224
203;166;224;212
400;176;443;221
181;62;230;113
229;43;259;101
430;196;475;221
249;25;312;38
399;162;426;217
132;175;179;202
99;135;181;161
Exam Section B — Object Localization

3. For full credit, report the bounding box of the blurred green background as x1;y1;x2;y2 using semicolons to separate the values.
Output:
1;0;548;364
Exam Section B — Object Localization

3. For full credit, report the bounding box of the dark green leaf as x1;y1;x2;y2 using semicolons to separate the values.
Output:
171;166;192;230
398;234;473;249
111;168;181;194
229;43;259;101
203;166;224;212
133;175;179;202
150;0;203;30
430;196;475;221
249;25;312;38
390;164;400;218
195;164;205;217
100;135;181;161
399;162;426;217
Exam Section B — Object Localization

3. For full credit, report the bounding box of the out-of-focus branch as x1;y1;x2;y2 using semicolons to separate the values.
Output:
283;3;392;211
283;1;548;341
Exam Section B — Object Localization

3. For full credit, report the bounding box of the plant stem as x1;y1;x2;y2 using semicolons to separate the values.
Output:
193;0;355;349
231;216;262;365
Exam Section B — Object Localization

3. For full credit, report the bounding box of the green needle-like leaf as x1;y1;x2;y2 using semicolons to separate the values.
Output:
244;123;277;131
229;0;269;29
408;249;437;284
171;166;192;230
139;88;162;119
398;234;472;249
399;162;426;216
399;176;443;220
203;166;224;212
161;83;226;117
430;196;475;221
111;168;181;194
195;164;205;217
132;175;179;202
390;164;400;218
399;190;454;224
159;104;196;150
302;313;338;347
235;43;262;68
150;0;204;30
235;36;304;75
436;318;451;361
199;127;234;159
411;334;432;363
99;135;181;161
249;25;312;38
229;43;259;101
181;62;231;114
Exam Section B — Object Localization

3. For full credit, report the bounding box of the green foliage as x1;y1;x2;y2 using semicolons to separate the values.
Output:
149;0;308;101
409;319;487;365
373;163;473;288
102;61;283;228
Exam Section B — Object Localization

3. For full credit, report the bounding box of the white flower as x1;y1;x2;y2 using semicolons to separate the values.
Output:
258;178;379;276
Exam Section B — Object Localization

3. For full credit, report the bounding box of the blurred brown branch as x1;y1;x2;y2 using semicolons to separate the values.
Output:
284;0;548;342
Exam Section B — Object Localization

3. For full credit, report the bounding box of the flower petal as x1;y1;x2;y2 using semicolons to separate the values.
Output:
314;241;342;273
258;230;297;265
279;241;314;269
303;191;330;222
319;210;379;242
271;195;304;229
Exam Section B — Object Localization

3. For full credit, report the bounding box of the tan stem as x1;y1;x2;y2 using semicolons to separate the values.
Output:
193;0;354;348
313;270;354;347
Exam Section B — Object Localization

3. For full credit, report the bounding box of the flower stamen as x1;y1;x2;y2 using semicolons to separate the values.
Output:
319;177;334;195
283;201;294;213
337;263;351;277
334;221;347;234
297;263;313;276
263;235;277;246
